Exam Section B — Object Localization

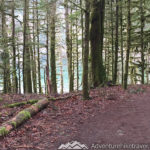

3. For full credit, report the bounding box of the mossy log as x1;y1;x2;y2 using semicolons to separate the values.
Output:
0;92;82;137
4;99;39;108
0;98;49;137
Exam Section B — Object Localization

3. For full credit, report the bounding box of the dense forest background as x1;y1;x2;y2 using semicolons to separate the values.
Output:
0;0;150;99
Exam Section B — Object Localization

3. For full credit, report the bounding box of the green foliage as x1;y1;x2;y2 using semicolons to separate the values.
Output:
69;10;81;20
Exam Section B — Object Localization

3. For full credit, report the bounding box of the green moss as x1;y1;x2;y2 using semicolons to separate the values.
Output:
7;102;26;108
0;127;8;136
4;99;38;108
33;103;37;106
36;104;41;109
11;121;17;128
18;110;31;120
27;99;38;104
88;56;92;62
0;98;3;101
33;103;40;109
51;97;56;101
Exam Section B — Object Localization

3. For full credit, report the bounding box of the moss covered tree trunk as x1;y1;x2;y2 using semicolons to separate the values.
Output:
23;0;32;93
90;0;106;87
1;0;11;93
12;0;18;93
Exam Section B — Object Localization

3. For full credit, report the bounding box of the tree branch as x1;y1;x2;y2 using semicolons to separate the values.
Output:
67;0;87;13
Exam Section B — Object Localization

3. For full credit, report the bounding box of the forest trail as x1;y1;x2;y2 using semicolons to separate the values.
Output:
75;90;150;149
0;86;150;150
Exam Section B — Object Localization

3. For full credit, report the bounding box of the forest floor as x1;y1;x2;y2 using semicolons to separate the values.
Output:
0;85;150;150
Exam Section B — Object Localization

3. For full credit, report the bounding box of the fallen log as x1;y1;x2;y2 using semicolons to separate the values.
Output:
4;99;39;108
47;92;82;101
0;98;49;137
0;92;82;137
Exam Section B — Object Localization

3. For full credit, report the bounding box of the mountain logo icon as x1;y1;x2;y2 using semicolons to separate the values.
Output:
58;141;88;149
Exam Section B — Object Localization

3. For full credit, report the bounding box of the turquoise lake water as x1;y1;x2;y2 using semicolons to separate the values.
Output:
40;58;82;94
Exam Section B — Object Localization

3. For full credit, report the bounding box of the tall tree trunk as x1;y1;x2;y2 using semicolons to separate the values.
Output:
113;0;119;84
70;4;74;91
17;45;21;94
36;0;42;93
124;0;131;89
140;0;145;84
46;3;51;95
120;0;124;86
80;0;84;62
111;0;114;80
65;0;73;92
50;1;57;94
90;0;106;87
76;2;79;91
35;0;41;93
60;63;64;94
31;0;37;93
23;0;32;93
1;0;11;93
83;0;90;99
12;0;18;93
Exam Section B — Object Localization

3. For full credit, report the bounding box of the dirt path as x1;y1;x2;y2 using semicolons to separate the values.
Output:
74;91;150;149
1;86;150;150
